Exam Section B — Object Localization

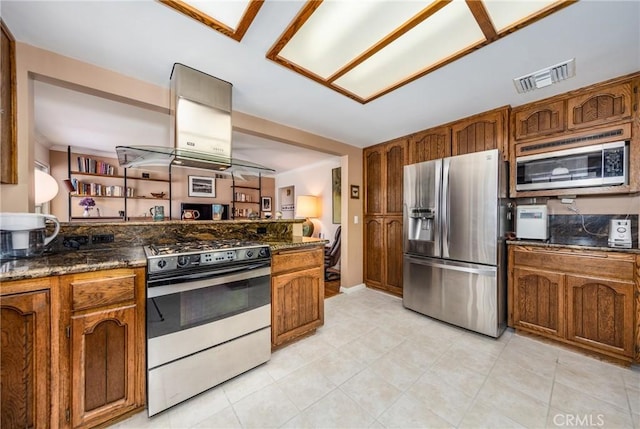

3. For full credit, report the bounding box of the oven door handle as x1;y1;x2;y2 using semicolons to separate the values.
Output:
147;265;271;296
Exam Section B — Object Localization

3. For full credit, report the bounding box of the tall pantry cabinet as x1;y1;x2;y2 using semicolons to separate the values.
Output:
363;138;407;296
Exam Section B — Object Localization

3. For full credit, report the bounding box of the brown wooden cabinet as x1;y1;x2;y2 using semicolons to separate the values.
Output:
363;139;407;296
271;247;324;348
512;267;564;338
508;245;638;363
1;280;51;429
567;81;634;131
60;268;146;428
363;138;408;216
565;274;634;359
512;99;566;141
408;125;451;164
451;106;509;160
509;72;640;198
363;216;403;297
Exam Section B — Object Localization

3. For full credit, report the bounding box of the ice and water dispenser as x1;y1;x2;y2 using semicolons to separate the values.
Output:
408;207;436;242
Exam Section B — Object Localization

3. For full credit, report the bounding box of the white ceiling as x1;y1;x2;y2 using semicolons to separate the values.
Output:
3;1;640;173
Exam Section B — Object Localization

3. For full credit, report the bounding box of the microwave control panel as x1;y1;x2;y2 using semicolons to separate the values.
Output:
603;147;625;177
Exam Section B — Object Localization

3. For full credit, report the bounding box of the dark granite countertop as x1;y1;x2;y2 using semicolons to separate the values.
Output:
0;246;147;282
507;239;640;255
0;237;329;282
268;237;328;252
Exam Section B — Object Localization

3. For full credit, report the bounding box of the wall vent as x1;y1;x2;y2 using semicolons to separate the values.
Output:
513;59;576;94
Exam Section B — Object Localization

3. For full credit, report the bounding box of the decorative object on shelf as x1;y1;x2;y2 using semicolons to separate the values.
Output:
350;185;360;199
332;167;341;224
296;195;319;237
150;206;165;221
78;197;95;217
275;211;283;220
263;212;272;219
261;196;272;211
150;192;166;199
188;175;216;197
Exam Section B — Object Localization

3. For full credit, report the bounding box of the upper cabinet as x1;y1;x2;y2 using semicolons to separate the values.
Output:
451;106;510;161
510;72;640;198
567;81;634;131
364;138;408;216
513;99;566;141
409;126;451;164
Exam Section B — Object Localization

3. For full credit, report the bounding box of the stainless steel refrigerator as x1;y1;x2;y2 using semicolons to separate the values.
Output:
403;149;511;338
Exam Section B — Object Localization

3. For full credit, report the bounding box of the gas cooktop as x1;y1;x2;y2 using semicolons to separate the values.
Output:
144;240;271;273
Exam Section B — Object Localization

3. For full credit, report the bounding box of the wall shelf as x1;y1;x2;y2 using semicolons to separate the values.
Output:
67;146;172;221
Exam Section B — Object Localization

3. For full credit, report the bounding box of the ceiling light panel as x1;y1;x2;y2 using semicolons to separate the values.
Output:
278;1;431;79
334;0;485;99
182;0;251;31
482;0;558;33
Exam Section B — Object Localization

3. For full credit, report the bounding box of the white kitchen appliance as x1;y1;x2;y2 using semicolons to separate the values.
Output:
608;219;632;248
0;213;60;258
516;205;549;240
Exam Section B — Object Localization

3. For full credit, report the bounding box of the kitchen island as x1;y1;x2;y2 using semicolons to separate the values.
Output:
0;224;327;429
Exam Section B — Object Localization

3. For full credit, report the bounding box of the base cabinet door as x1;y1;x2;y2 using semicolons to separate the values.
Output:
271;247;324;348
272;266;324;347
566;275;635;358
71;306;138;428
364;217;384;290
0;290;50;429
384;217;403;296
512;267;564;338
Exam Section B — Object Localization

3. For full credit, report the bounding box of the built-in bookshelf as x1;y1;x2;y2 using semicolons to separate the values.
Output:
67;147;171;221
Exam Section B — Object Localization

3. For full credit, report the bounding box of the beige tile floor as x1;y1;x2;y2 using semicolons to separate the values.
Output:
114;288;640;429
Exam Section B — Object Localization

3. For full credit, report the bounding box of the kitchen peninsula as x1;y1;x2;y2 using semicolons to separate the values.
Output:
0;218;327;428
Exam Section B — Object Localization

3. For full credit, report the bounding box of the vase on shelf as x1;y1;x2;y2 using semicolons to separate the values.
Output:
83;207;90;217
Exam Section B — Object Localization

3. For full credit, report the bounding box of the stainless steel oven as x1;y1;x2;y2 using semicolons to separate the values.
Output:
145;241;271;416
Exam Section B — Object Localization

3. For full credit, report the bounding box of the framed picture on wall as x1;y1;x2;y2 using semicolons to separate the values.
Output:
261;196;272;211
188;175;216;197
350;185;360;199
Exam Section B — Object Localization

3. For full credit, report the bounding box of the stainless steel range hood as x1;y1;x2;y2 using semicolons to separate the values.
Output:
116;64;274;176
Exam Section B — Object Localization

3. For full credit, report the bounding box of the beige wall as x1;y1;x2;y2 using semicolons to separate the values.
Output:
2;42;364;288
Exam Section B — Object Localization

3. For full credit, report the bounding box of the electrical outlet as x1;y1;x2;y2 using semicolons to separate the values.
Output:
63;235;89;248
91;234;114;244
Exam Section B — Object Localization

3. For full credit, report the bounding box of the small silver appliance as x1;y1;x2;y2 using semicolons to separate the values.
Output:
516;205;549;240
608;219;632;248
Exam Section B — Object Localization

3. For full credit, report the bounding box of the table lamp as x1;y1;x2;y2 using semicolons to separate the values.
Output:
296;195;318;237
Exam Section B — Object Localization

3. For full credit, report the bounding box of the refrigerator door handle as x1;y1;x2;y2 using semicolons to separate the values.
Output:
441;158;451;257
404;255;496;276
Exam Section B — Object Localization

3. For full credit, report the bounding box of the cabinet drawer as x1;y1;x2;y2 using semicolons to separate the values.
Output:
71;274;136;311
272;247;323;275
512;249;635;281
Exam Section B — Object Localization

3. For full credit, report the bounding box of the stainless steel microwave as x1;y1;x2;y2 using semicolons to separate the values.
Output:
516;141;628;191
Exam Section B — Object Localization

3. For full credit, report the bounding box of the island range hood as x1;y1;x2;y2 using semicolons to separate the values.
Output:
116;63;274;175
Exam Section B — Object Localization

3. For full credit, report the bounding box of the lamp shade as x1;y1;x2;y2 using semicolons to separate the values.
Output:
295;195;318;218
34;170;59;205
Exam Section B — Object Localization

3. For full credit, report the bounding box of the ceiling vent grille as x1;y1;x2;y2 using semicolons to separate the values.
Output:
513;59;576;94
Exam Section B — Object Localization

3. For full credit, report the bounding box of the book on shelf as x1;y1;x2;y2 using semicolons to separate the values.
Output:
76;156;116;175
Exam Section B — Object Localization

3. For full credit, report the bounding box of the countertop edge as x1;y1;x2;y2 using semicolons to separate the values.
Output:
507;240;640;254
1;238;329;283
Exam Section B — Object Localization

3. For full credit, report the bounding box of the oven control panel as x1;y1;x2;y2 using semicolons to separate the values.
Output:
146;246;271;273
